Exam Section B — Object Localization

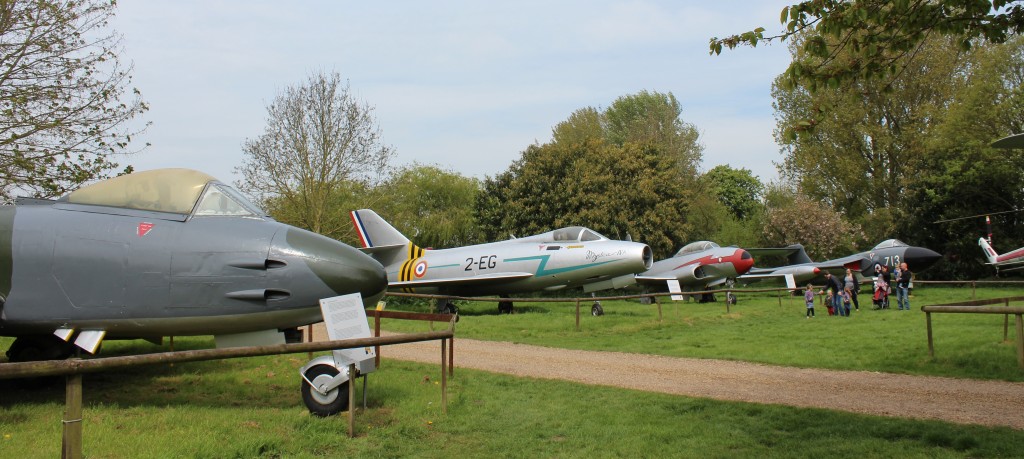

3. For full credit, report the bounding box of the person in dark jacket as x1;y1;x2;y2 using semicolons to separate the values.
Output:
820;272;845;316
896;262;912;310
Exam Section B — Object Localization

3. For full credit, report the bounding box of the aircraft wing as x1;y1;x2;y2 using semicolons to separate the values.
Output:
991;258;1024;270
635;264;735;283
634;274;678;282
745;246;803;258
745;244;812;265
358;243;405;255
738;272;798;289
813;254;869;272
390;272;534;289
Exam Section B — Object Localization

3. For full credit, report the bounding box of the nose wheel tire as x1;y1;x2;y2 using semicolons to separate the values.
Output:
301;364;349;417
591;302;604;316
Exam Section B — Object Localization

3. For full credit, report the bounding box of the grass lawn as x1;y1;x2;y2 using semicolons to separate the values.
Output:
0;284;1022;457
380;285;1024;381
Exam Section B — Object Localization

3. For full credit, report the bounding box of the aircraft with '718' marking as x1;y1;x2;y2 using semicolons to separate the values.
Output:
350;209;653;313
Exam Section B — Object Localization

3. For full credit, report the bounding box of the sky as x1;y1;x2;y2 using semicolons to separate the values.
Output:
109;1;795;186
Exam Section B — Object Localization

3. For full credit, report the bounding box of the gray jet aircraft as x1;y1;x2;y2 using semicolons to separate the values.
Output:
350;209;653;313
633;241;754;304
1;169;387;362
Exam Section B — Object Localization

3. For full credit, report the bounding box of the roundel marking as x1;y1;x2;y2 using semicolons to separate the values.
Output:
414;260;428;278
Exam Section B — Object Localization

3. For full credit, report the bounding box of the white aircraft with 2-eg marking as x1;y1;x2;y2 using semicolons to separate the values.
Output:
350;209;653;313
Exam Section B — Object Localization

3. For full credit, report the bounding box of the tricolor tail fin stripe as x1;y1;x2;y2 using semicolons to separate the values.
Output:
349;209;412;248
350;211;373;248
350;209;421;272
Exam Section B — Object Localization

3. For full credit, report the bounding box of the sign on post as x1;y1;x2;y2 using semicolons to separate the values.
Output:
667;280;684;301
319;294;376;368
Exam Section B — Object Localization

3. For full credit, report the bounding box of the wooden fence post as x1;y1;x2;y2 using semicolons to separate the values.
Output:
575;299;581;332
1005;299;1010;343
926;312;934;359
348;363;356;438
1016;314;1024;369
441;338;448;414
61;372;83;459
306;324;314;360
448;337;454;378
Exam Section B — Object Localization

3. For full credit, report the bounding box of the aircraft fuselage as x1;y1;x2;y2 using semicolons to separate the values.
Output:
0;200;387;339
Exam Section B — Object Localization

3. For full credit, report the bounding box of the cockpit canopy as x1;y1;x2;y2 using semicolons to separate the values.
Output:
550;226;606;242
873;239;908;250
676;241;719;256
61;168;265;217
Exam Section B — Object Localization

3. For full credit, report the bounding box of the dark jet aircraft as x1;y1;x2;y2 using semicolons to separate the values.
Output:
741;239;942;287
0;168;387;362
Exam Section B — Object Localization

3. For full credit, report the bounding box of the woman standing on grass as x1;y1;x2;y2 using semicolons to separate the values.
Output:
844;268;860;311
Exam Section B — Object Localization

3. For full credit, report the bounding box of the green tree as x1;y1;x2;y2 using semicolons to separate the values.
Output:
236;71;392;239
551;107;603;146
604;91;703;176
477;139;693;259
477;91;703;259
761;185;864;260
701;165;764;221
0;0;149;199
903;37;1024;279
773;35;966;223
375;164;482;249
711;0;1024;91
262;180;382;247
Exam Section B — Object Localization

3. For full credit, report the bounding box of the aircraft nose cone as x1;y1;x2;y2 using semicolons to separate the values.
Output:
904;247;942;271
283;228;388;308
735;249;754;275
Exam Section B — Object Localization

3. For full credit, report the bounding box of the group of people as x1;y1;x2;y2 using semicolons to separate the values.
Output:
803;263;913;318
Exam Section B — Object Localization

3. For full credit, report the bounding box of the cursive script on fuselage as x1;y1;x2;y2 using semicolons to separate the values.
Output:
586;249;626;263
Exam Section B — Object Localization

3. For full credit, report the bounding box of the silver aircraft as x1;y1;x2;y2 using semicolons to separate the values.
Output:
0;169;387;362
633;241;754;303
350;209;653;313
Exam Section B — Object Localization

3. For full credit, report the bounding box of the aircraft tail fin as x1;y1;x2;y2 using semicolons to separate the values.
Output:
351;209;422;269
785;244;813;265
979;237;999;264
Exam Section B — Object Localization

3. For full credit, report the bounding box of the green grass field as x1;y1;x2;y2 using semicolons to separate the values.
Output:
1;285;1023;457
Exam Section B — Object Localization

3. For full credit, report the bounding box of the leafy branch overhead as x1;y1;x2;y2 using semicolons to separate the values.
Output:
0;0;149;199
710;0;1024;91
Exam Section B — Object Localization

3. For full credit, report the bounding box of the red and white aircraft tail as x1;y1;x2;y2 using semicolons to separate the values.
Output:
978;237;1024;271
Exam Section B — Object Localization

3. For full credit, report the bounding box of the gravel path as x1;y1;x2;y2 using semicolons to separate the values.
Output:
313;325;1024;429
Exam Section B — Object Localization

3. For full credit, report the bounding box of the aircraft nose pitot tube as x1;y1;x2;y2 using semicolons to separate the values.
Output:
279;227;388;308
